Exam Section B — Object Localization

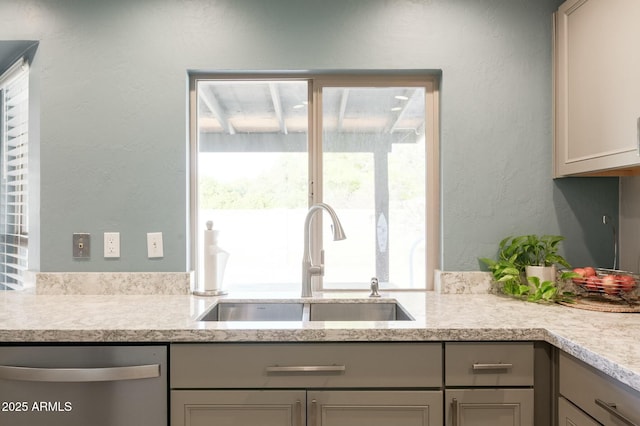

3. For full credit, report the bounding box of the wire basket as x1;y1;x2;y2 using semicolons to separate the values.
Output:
572;268;638;299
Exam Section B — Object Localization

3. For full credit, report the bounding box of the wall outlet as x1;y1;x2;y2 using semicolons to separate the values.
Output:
147;232;163;258
104;232;120;258
72;233;90;258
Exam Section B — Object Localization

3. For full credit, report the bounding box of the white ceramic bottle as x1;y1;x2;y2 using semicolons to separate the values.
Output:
196;220;230;296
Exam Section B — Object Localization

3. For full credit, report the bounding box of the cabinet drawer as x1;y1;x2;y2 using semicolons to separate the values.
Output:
171;342;442;389
558;397;600;426
445;342;534;386
560;352;640;425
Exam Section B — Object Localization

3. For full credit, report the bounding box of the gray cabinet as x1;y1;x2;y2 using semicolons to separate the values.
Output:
559;351;640;426
170;343;443;426
171;342;442;389
558;397;600;426
171;390;305;426
172;390;442;426
170;342;549;426
554;0;640;176
445;389;534;426
308;391;441;426
444;343;534;426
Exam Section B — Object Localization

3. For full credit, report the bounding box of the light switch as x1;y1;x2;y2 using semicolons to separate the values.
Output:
147;232;163;258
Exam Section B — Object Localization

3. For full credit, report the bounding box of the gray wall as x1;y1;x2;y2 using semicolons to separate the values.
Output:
0;0;618;274
620;177;640;272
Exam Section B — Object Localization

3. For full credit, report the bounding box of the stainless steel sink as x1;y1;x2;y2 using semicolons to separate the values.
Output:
197;302;304;322
197;300;414;322
309;302;413;321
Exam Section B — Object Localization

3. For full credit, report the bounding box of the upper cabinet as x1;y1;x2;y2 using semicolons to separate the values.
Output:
554;0;640;177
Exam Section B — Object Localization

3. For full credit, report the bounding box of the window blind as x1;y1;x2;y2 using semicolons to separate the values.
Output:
0;58;29;290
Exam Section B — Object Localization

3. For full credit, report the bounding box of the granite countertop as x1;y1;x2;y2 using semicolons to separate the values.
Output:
0;290;639;393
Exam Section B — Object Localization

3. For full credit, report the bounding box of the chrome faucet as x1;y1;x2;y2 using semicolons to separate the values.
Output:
301;203;346;297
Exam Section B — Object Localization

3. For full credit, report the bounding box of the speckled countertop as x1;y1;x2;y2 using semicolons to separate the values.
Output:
0;290;639;393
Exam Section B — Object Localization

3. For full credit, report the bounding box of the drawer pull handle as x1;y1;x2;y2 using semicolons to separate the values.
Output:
451;397;459;426
310;399;317;426
595;399;638;426
472;363;513;371
295;400;302;426
265;365;346;374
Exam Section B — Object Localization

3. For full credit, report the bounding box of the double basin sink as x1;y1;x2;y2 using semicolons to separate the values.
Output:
198;299;414;322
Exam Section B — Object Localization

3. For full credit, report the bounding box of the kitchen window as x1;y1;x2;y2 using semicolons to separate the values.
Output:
0;58;29;290
189;73;439;292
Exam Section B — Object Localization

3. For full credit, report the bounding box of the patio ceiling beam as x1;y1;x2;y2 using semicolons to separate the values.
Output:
337;89;350;132
199;85;236;135
387;88;422;134
269;83;288;135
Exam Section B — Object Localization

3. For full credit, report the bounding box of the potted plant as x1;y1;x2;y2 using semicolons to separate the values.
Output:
480;234;576;302
519;234;571;284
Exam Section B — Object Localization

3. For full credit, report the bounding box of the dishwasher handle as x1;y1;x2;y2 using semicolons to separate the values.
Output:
0;363;160;383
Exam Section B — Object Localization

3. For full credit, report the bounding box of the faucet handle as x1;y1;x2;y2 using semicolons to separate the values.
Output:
369;277;381;297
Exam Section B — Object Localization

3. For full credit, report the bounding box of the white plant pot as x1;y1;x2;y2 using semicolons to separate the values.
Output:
525;265;557;285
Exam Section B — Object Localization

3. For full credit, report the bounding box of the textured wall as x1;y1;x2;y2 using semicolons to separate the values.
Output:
0;0;617;273
620;177;640;272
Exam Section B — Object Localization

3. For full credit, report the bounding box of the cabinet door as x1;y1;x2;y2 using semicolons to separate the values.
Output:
559;352;640;425
558;397;601;426
446;389;534;426
308;390;442;426
554;0;640;176
171;390;305;426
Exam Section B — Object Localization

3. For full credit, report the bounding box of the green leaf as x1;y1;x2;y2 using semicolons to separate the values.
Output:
479;257;496;268
542;287;557;300
527;276;541;286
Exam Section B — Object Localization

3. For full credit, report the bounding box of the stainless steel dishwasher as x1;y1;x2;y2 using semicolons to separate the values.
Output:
0;345;167;426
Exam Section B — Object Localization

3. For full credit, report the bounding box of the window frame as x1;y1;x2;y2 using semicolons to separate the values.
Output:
0;58;29;290
188;72;440;291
